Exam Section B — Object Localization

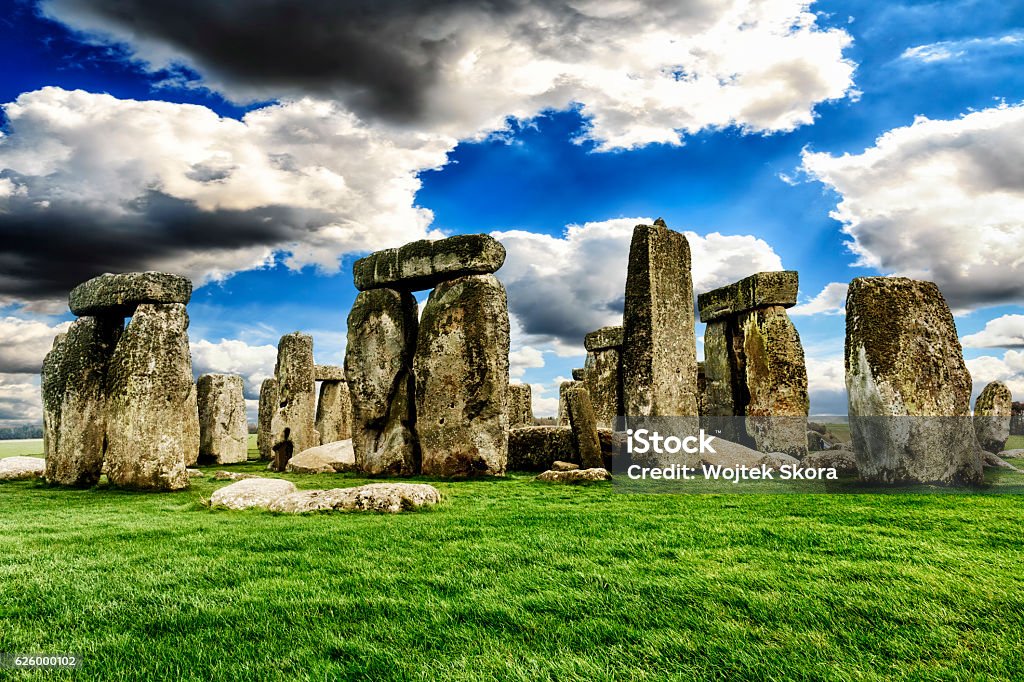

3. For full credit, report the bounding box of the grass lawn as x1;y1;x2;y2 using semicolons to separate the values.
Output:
2;441;1024;680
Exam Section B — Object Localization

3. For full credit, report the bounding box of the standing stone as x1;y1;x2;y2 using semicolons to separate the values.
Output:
42;317;121;486
845;277;982;485
975;381;1012;454
622;219;698;417
508;383;535;428
69;272;192;317
415;274;510;477
345;288;419;476
1012;402;1024;436
583;325;623;430
316;380;353;444
270;332;317;472
197;373;248;465
557;380;579;426
353;234;506;292
565;387;603;469
105;303;198;490
257;378;278;461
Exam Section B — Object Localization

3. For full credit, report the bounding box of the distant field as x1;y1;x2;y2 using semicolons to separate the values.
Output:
0;439;43;457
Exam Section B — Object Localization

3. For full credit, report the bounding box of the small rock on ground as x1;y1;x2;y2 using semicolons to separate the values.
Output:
536;468;611;483
551;461;579;471
210;478;297;510
268;483;442;514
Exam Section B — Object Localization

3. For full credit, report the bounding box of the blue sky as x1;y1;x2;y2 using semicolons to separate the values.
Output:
2;0;1023;422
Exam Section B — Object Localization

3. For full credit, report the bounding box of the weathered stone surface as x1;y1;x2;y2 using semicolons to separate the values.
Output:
69;272;191;317
974;381;1012;454
415;274;509;477
42;316;120;486
697;438;774;470
210;478;297;510
758;452;801;471
508;426;575;471
999;449;1024;459
353;234;506;292
214;471;259;481
701;320;735;418
584;344;622;430
197;373;248;465
268;483;441;514
622;220;699;417
536;468;611;483
584;325;623;352
270;332;317;472
257;378;278;461
0;456;46;481
697;271;799;323
105;304;198;491
187;468;203;478
286;439;356;474
315;380;353;444
315;365;346;382
982;451;1021;472
572;368;585;381
556;380;578;426
801;449;858;474
551;460;579;471
565;387;603;469
508;383;534;428
845;277;982;485
1012;402;1024;436
345;288;419;475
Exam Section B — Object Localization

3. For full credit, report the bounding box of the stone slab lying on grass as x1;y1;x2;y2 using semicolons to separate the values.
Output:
268;483;441;514
801;449;858;474
551;461;579;471
286;440;356;474
187;468;203;478
997;449;1024;459
210;478;297;510
536;468;611;483
0;456;45;481
214;471;260;481
982;452;1022;472
69;272;192;317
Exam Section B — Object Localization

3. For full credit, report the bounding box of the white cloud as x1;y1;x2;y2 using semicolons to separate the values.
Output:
966;351;1024;400
0;374;42;424
804;354;847;416
0;316;72;374
790;282;848;316
801;103;1024;312
189;338;278;400
529;382;560;419
961;314;1024;349
508;344;545;380
900;32;1024;63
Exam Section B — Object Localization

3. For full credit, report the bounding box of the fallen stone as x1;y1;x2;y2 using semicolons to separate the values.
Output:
315;365;346;382
508;426;575;471
69;272;191;317
535;468;611;483
697;270;799;323
105;303;198;491
42;316;121;486
846;277;982;485
270;332;317;472
974;381;1012;454
801;449;858;474
257;378;278;461
210;478;297;510
353;234;506;292
998;449;1024;459
197;373;248;465
0;456;46;481
345;288;419;475
565;387;603;469
622;219;699;417
415;274;510;477
214;471;259;481
508;383;535;428
187;468;203;478
315;380;353;444
757;452;801;471
982;451;1022;472
268;483;441;514
286;439;357;474
551;461;579;471
698;438;770;470
584;325;624;352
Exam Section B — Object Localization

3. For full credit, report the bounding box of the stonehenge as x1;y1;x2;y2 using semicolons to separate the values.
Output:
257;378;278;461
269;332;317;472
845;277;982;485
345;234;510;477
564;387;603;469
557;380;579;426
698;271;808;456
974;381;1012;454
197;373;248;465
1011;402;1024;436
582;325;623;429
315;373;353;445
508;383;535;428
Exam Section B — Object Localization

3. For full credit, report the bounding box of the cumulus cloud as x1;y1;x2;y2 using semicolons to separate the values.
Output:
961;314;1024;349
0;375;43;423
189;338;279;399
40;0;855;148
0;316;72;374
804;354;847;415
495;217;784;347
900;31;1024;64
801;103;1024;312
966;351;1024;400
790;282;848;316
508;344;545;380
0;88;452;305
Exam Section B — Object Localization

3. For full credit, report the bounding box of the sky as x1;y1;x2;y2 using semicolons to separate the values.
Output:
1;0;1024;424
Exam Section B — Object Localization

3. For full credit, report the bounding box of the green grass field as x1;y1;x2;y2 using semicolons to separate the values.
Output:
2;436;1024;681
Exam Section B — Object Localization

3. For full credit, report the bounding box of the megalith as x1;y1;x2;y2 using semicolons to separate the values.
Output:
621;219;698;417
353;234;506;292
572;368;585;381
974;381;1012;454
345;288;419;475
69;272;192;317
845;277;982;485
415;274;510;477
1012;402;1024;436
42;317;121;486
557;380;579;426
316;378;353;445
257;378;278;461
565;387;603;469
270;332;317;472
197;373;248;464
508;383;535;428
105;303;198;490
583;325;623;430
